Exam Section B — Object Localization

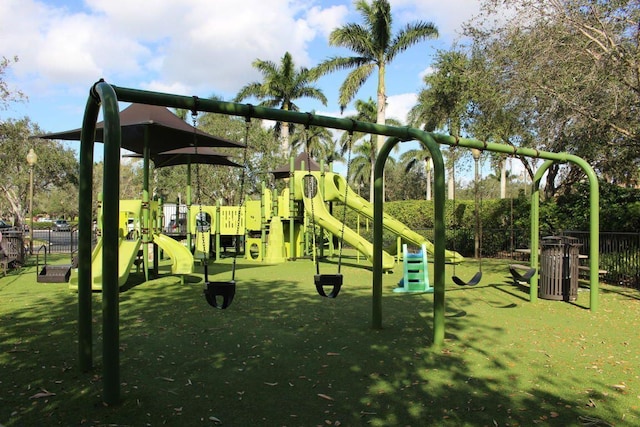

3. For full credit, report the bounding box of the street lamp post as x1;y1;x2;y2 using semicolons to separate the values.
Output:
26;148;37;255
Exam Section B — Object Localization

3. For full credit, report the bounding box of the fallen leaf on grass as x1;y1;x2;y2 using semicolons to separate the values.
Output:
157;377;175;382
612;384;626;391
29;389;56;399
326;352;340;356
317;393;334;401
264;382;278;386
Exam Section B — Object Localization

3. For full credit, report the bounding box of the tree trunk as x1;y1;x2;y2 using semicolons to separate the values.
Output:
376;63;386;200
281;121;290;155
500;158;506;199
425;158;432;201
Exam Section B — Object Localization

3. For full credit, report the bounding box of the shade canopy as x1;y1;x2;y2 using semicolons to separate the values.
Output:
271;152;321;179
125;146;242;169
36;103;245;153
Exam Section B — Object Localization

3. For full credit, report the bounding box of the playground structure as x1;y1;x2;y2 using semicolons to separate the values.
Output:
72;81;599;405
394;244;433;294
73;167;459;292
67;199;194;291
189;169;462;269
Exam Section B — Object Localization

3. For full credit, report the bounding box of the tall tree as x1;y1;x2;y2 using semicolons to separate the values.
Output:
341;98;400;200
0;56;26;110
400;144;433;200
234;52;327;155
0;118;78;225
289;121;338;165
408;49;472;199
466;0;640;191
316;0;438;158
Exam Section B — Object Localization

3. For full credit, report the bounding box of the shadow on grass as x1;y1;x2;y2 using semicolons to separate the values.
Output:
1;259;637;426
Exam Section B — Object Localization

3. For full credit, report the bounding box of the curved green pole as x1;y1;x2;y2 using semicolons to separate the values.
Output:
530;160;599;310
529;160;554;302
373;133;445;347
78;95;100;372
186;161;192;254
89;81;122;404
289;156;295;259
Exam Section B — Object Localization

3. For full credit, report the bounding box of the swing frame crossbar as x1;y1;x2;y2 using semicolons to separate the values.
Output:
76;81;600;405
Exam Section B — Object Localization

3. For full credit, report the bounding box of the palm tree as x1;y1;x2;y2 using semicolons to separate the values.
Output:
350;145;397;201
339;98;401;200
316;0;438;156
400;143;433;200
289;122;339;165
408;50;472;200
234;52;327;154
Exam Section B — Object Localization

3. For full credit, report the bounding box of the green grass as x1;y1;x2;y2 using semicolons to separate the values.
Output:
1;252;639;426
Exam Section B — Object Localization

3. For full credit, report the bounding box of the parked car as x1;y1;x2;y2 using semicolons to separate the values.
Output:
0;219;12;230
52;219;71;231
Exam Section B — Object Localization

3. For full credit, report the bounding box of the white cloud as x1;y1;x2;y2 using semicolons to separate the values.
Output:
389;0;482;42
386;93;417;124
419;66;434;80
1;0;348;99
306;5;349;38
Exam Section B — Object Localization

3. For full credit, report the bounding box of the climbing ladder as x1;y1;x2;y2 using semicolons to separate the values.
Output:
394;244;433;293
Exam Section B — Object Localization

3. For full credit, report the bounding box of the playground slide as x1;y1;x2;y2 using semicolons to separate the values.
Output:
329;174;464;263
302;190;396;270
153;233;194;275
87;237;141;290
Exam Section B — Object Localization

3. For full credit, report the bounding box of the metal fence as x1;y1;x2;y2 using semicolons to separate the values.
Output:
562;230;640;288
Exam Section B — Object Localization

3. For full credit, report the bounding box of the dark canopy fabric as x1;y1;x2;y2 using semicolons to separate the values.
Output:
124;147;242;169
36;103;244;153
271;152;321;179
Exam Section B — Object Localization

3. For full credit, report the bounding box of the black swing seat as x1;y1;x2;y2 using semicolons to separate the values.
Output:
509;265;536;283
204;280;236;309
314;274;343;298
452;271;482;287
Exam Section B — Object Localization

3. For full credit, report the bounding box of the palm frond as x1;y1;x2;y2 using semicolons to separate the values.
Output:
387;22;439;61
338;63;376;111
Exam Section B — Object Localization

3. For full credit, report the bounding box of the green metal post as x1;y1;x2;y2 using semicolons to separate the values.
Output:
90;81;122;404
289;156;295;259
529;161;552;302
78;94;100;372
186;161;192;253
142;136;150;281
372;134;445;348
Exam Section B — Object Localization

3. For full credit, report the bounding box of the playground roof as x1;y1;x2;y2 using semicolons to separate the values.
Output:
35;103;245;153
124;147;242;168
271;152;321;179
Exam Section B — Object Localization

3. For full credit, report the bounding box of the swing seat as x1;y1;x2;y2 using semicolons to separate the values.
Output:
452;271;482;287
204;280;236;309
314;274;343;298
509;265;536;283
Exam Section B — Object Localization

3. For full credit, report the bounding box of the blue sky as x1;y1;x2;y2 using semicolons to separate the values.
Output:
1;0;482;163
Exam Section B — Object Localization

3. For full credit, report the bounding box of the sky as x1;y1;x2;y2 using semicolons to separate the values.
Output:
0;0;483;164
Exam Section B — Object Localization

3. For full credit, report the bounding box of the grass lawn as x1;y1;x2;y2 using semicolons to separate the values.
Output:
1;252;639;426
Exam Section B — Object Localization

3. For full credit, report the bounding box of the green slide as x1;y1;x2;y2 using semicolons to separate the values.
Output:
302;181;396;270
325;172;464;264
74;237;141;290
153;233;194;275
